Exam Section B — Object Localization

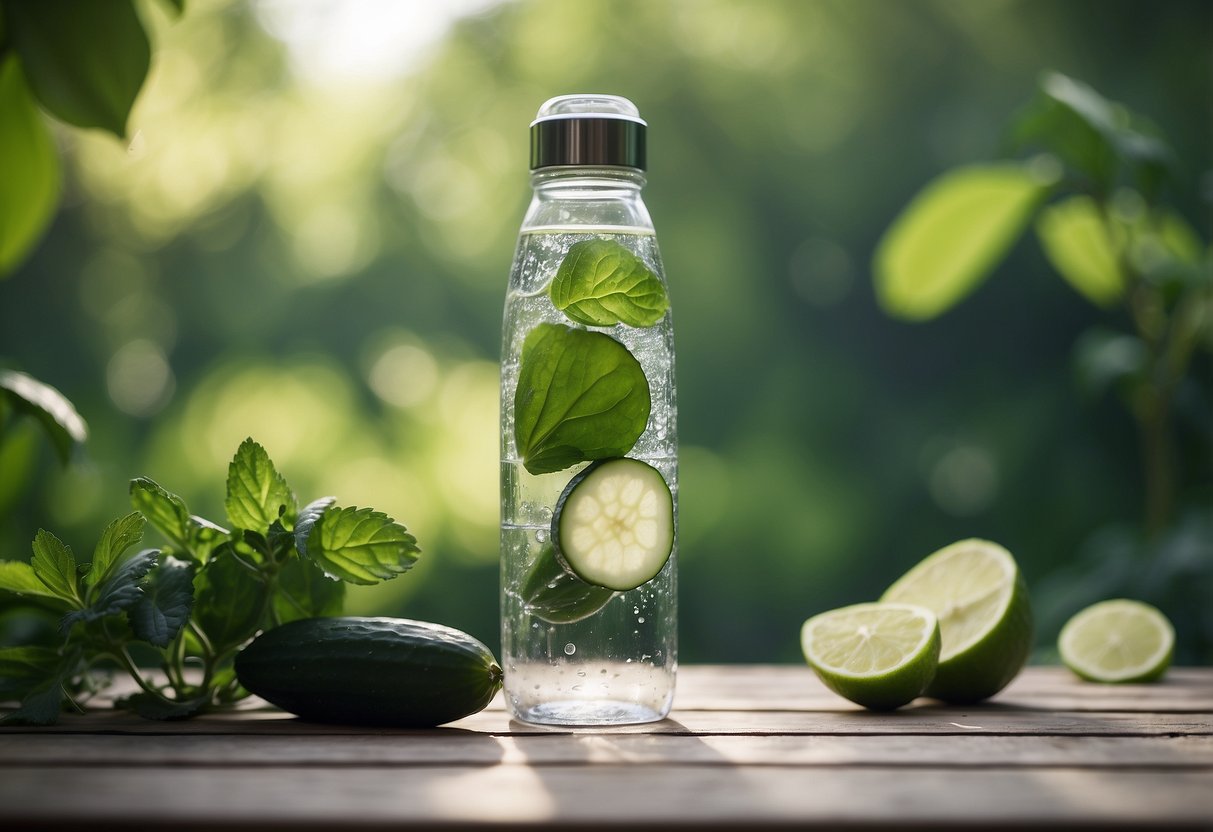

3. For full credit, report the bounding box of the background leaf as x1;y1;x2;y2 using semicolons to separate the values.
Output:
0;645;62;699
1036;196;1125;306
129;556;195;647
224;438;296;531
272;556;344;624
3;0;150;137
86;512;145;587
304;505;419;585
0;370;87;465
874;164;1048;320
0;675;64;725
0;56;60;276
29;529;79;605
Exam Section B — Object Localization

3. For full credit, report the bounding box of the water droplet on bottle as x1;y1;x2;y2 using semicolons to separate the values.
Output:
576;670;586;677
633;607;640;615
563;643;576;655
637;616;645;624
600;669;608;675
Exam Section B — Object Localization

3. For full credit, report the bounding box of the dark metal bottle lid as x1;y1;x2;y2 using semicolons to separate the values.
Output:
530;94;646;171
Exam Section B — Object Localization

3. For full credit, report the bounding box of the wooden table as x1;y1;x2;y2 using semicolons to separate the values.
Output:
2;666;1210;829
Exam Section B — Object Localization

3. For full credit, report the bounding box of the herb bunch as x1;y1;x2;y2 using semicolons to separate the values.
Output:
0;438;419;724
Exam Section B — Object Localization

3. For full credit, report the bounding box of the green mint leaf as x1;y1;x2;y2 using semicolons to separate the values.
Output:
520;544;615;624
185;515;229;563
192;546;265;652
130;478;193;550
0;56;61;277
0;370;86;464
0;561;68;604
874;164;1048;321
119;692;206;721
30;529;81;606
549;239;669;328
294;496;336;559
304;505;419;586
128;556;196;648
1035;196;1126;307
513;323;651;475
272;556;344;624
3;0;150;138
63;549;158;630
0;646;63;700
86;512;145;587
224;438;296;531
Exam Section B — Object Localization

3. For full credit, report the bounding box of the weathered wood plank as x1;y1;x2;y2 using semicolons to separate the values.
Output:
6;707;1206;736
673;665;1213;712
2;765;1210;828
2;733;1209;769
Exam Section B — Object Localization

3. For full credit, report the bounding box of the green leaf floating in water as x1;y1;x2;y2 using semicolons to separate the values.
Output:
514;323;651;475
520;544;615;624
550;239;669;328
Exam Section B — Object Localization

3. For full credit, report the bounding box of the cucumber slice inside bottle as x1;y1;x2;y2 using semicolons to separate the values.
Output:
520;544;616;624
552;458;674;592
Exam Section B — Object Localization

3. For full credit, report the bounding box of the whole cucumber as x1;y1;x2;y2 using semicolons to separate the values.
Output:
235;617;503;727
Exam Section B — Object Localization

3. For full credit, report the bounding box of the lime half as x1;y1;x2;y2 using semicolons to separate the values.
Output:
801;602;941;711
881;539;1032;703
1059;599;1174;683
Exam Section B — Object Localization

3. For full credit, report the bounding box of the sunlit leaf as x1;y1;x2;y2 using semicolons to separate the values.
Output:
1036;196;1125;306
0;370;87;465
86;512;146;587
130;478;193;550
0;561;66;603
875;164;1047;320
224;438;296;531
30;529;79;606
304;505;419;585
0;56;60;276
3;0;150;137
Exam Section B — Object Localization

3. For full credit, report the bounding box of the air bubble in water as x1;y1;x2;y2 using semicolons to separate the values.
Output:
536;529;548;542
637;616;645;624
563;643;576;655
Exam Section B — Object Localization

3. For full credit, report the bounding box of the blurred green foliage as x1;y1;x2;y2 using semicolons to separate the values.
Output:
1;0;1210;664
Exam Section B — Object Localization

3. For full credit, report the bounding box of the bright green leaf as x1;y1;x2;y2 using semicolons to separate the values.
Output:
64;549;157;629
224;438;296;531
272;556;344;624
294;496;335;560
0;560;66;603
0;370;87;465
549;239;670;327
87;512;145;587
3;0;150;137
874;164;1047;321
513;323;651;475
304;505;419;586
192;546;265;651
130;478;193;550
0;55;60;276
1036;196;1125;306
30;529;79;605
129;556;195;648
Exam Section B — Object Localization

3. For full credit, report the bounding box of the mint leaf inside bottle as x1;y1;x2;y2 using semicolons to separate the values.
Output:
513;323;650;475
550;239;669;328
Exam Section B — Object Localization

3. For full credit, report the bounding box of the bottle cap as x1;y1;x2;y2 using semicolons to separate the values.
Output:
530;94;646;171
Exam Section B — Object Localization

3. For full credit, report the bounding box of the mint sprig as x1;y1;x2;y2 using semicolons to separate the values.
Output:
549;239;669;328
0;437;420;724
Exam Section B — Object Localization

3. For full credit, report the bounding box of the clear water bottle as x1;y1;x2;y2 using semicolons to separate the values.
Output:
499;95;677;725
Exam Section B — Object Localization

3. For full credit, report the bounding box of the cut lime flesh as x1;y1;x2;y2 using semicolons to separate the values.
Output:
801;602;941;711
881;538;1032;703
1059;599;1174;683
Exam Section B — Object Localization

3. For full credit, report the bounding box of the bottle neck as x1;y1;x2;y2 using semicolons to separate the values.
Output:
523;167;653;233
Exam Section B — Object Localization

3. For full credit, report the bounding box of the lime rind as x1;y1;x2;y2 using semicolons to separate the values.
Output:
801;602;941;711
1058;599;1175;684
881;538;1033;703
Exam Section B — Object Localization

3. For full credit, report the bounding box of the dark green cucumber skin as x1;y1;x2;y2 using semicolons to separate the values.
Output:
519;544;615;624
235;617;503;728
